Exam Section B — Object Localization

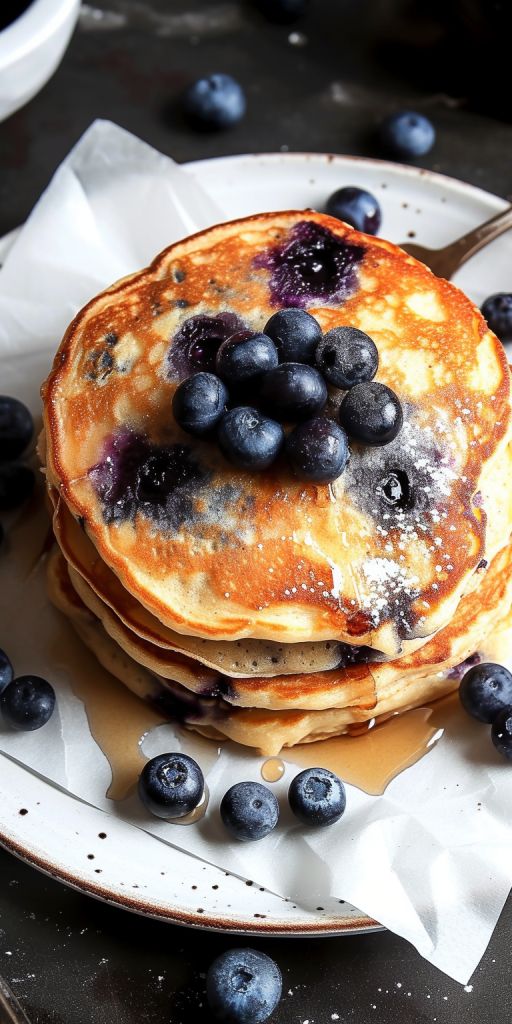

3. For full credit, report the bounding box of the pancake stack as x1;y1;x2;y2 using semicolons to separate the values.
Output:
40;211;512;755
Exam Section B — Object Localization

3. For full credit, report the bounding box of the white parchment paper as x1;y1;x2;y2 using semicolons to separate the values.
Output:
1;120;511;985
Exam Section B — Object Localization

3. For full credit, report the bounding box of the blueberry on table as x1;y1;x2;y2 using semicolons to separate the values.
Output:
288;767;346;826
215;332;278;387
263;308;322;364
206;948;282;1024
0;463;35;510
491;708;512;761
218;407;284;471
260;362;327;421
183;74;246;130
339;381;403;446
0;676;56;731
481;293;512;344
0;395;34;463
138;753;204;820
172;372;228;436
326;186;382;236
220;781;279;841
0;648;14;694
459;662;512;724
379;110;435;159
315;326;379;389
285;416;349;483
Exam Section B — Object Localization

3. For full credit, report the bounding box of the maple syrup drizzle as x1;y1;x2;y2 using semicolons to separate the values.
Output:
284;704;447;795
261;757;286;783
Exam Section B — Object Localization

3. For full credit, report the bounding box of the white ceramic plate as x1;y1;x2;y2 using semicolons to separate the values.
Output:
0;153;510;935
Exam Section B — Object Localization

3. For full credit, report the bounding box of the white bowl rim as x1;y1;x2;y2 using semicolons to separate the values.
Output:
0;0;79;67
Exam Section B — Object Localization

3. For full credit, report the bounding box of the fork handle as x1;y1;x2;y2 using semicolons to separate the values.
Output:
434;205;512;278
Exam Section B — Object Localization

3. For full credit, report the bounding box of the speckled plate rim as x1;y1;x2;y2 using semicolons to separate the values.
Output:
0;150;509;936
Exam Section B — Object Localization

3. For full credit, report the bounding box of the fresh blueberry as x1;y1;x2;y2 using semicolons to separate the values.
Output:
260;363;327;422
220;781;279;841
263;308;322;364
218;407;284;471
288;767;346;827
0;395;34;463
379;110;435;159
0;648;13;694
183;73;246;130
138;753;204;819
215;332;278;388
0;676;56;731
0;463;35;511
315;326;379;389
206;948;282;1024
491;707;512;761
326;187;382;235
253;0;306;24
339;381;403;446
285;416;349;483
459;662;512;724
172;372;228;437
481;293;512;344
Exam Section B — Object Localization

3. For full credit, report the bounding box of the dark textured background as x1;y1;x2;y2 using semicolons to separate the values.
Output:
1;1;512;1021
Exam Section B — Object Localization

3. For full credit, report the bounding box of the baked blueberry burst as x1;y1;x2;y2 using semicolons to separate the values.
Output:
171;308;404;483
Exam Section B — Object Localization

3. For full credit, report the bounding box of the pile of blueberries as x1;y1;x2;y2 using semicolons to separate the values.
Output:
172;309;403;483
0;647;56;731
459;662;512;760
0;394;36;545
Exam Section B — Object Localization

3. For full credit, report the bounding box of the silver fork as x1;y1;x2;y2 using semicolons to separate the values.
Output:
400;205;512;279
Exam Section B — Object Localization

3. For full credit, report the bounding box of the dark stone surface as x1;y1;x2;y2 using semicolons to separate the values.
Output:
1;847;510;1024
1;1;512;1021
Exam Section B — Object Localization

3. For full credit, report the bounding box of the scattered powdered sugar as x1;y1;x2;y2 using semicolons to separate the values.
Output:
359;557;420;623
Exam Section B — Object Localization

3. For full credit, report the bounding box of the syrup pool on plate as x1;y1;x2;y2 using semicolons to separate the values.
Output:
284;704;448;795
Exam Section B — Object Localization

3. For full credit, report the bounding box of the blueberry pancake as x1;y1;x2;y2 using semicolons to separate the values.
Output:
42;211;512;658
48;540;512;753
51;492;374;679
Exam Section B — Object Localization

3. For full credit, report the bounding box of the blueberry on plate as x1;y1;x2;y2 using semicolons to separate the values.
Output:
481;293;512;344
220;781;279;841
215;332;278;387
138;753;204;820
459;662;512;724
172;372;228;436
326;186;382;236
260;362;327;421
0;463;35;511
183;73;246;130
491;707;512;761
253;0;307;24
288;767;346;826
285;416;349;483
0;395;34;462
206;948;282;1024
315;326;379;389
339;381;403;446
0;676;56;731
0;648;14;694
379;110;435;159
263;308;322;364
218;407;284;471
